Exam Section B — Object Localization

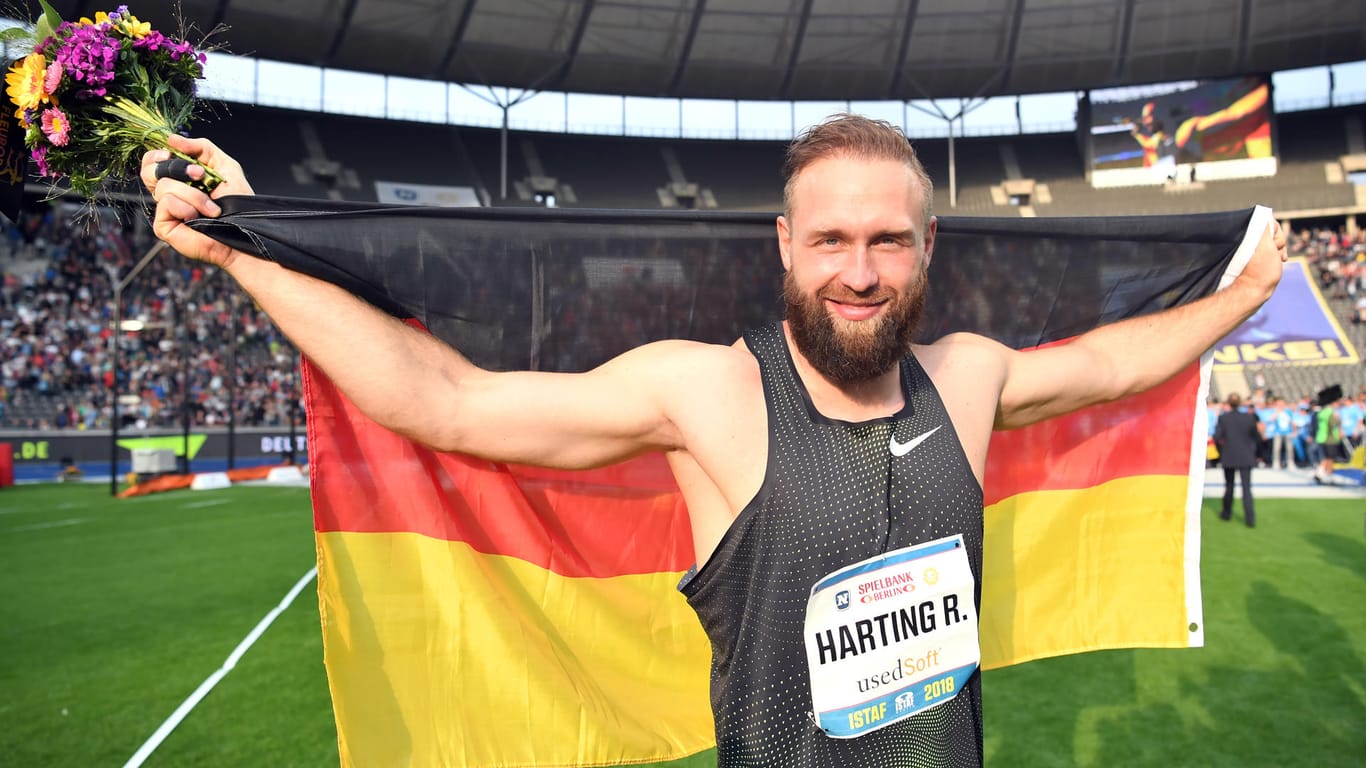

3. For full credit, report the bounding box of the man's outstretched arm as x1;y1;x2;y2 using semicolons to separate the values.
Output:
1188;84;1269;135
990;214;1286;430
141;136;699;469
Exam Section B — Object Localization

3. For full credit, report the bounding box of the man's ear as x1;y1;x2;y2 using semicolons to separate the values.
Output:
922;216;938;269
777;215;793;271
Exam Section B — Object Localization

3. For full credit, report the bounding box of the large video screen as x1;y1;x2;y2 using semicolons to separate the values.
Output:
1089;76;1272;184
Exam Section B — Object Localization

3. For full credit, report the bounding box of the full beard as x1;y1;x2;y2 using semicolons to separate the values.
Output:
783;267;928;386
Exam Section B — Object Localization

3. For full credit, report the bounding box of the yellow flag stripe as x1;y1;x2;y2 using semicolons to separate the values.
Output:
981;474;1194;670
317;531;714;767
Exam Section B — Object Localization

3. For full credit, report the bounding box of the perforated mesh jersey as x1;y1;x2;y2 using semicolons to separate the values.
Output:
680;323;985;768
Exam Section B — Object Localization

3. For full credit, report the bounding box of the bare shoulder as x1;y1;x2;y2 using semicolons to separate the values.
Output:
620;338;762;421
914;332;1011;403
655;338;768;563
911;333;1011;484
627;338;759;385
914;332;1011;376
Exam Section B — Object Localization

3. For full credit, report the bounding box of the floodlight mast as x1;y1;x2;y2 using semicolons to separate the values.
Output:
108;245;232;495
907;98;988;210
458;85;540;201
109;243;168;496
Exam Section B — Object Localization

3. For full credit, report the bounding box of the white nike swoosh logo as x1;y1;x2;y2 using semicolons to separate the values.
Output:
889;425;942;457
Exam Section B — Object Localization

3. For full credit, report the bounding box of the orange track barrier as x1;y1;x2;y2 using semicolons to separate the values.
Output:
117;464;299;498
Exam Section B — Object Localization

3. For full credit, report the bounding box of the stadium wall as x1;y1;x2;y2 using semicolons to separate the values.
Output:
0;426;308;483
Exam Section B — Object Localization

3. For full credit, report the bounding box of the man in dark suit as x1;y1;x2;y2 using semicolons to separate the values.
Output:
1215;392;1263;527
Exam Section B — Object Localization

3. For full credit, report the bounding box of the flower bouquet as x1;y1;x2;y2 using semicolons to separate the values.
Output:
2;1;219;197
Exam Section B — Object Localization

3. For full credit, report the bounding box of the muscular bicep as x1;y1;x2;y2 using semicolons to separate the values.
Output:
422;340;708;469
996;340;1118;430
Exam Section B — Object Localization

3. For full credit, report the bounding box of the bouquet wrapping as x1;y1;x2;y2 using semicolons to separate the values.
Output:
3;2;219;197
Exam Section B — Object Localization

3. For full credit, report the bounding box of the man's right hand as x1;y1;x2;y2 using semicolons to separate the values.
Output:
140;134;255;269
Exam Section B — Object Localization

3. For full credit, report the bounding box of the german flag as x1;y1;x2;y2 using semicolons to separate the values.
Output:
192;199;1269;766
306;362;713;766
980;359;1205;667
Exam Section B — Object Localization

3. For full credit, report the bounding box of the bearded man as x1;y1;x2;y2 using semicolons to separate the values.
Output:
143;115;1285;767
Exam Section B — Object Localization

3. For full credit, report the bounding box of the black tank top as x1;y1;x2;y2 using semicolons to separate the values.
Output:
680;322;985;768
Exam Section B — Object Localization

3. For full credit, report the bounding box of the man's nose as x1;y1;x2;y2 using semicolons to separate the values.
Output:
839;247;878;293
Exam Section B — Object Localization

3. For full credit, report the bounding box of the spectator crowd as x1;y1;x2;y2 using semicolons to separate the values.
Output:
1;203;300;431
1291;223;1366;323
3;201;1365;444
1208;388;1366;471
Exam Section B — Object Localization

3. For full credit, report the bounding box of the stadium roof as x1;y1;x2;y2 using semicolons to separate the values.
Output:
57;0;1366;101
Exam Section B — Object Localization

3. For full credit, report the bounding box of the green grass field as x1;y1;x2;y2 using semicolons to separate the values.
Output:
1;484;1362;767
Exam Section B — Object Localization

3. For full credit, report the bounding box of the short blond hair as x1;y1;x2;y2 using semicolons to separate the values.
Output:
782;113;934;233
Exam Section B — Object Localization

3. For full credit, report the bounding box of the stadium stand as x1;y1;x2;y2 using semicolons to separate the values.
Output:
204;105;332;200
4;99;1364;431
524;133;665;208
201;101;1365;222
1011;134;1087;183
668;140;786;211
311;113;485;202
1;203;300;430
1248;224;1366;403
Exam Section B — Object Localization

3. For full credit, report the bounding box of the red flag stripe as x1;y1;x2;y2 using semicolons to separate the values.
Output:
305;361;697;578
306;358;1199;575
982;362;1200;507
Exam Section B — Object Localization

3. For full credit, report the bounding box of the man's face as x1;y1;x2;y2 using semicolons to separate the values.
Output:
776;155;934;385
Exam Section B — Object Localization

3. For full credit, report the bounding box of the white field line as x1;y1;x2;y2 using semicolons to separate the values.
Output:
5;518;87;533
122;567;319;768
1;501;87;516
180;499;231;509
0;507;42;515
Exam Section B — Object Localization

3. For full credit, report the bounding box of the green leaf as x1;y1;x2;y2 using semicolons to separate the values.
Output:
33;17;53;46
34;0;62;45
0;27;36;47
37;0;62;28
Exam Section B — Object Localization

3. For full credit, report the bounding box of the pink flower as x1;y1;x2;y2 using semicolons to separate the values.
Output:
40;107;70;146
43;61;63;95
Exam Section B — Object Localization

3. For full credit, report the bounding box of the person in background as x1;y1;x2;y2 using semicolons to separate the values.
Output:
1337;394;1363;452
1205;395;1223;468
1313;397;1343;484
1291;401;1314;468
1268;398;1294;469
1215;392;1262;527
1254;397;1276;466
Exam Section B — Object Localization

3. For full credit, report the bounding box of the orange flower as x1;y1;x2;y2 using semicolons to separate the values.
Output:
6;53;48;121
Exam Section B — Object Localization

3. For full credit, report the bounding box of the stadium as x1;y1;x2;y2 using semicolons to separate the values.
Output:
2;1;1364;766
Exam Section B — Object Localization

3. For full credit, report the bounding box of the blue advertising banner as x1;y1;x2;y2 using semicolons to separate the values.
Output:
1213;258;1359;368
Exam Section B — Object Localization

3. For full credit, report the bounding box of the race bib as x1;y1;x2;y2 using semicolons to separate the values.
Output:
803;534;979;739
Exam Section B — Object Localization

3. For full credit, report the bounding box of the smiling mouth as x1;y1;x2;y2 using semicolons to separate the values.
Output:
826;298;886;321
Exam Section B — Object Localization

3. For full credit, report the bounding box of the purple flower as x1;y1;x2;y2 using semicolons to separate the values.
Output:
133;31;166;53
54;24;120;98
134;34;206;77
31;145;52;176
